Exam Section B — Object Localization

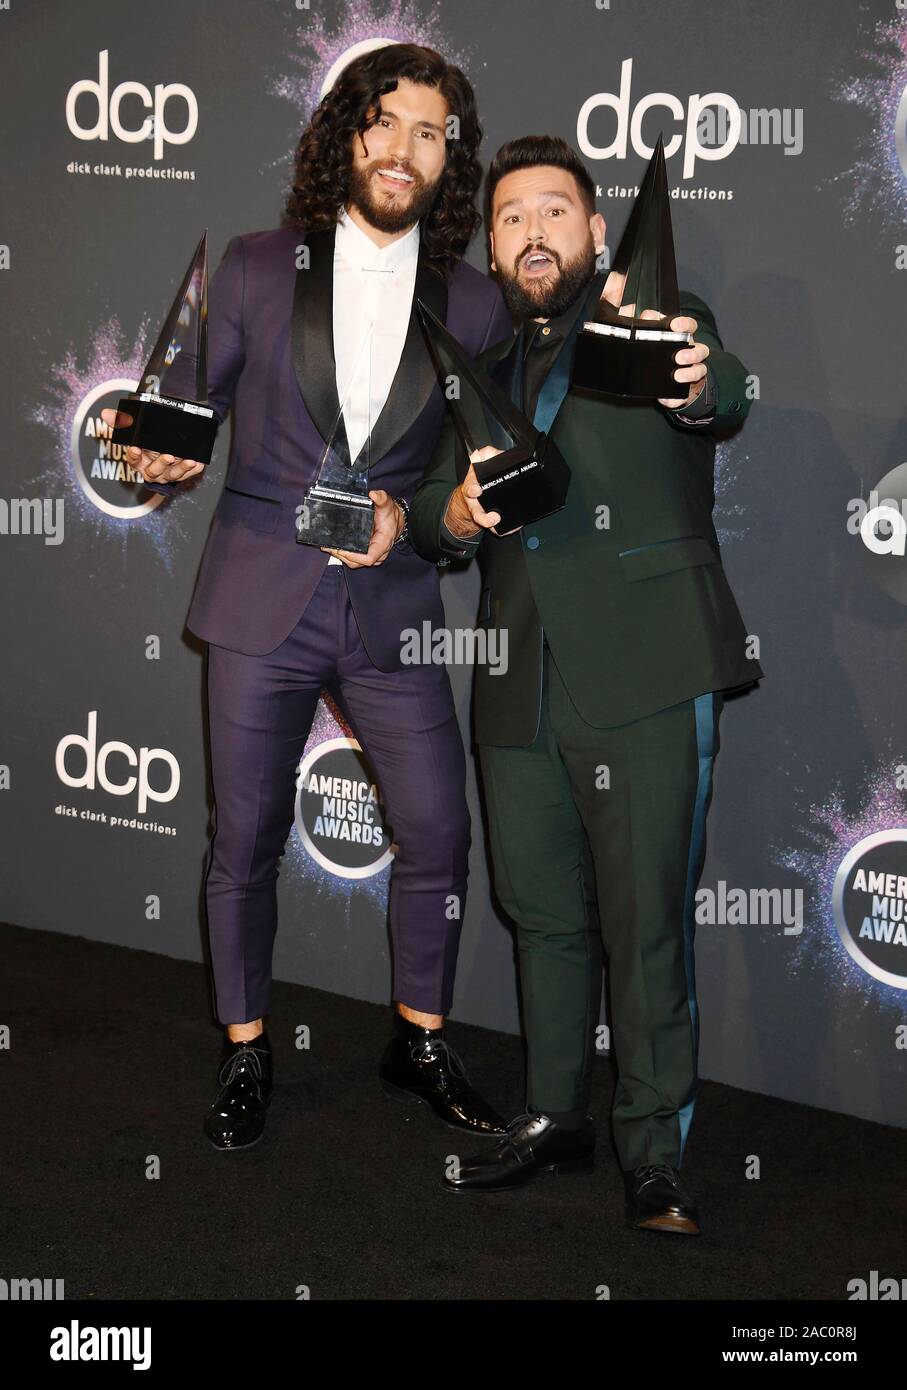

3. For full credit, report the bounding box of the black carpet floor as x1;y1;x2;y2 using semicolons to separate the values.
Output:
2;921;904;1302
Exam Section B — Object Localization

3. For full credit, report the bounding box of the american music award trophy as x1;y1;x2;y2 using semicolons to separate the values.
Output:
417;302;570;533
571;134;693;400
112;231;218;464
296;329;377;553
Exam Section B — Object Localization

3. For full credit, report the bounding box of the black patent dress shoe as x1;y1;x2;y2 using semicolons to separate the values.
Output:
442;1111;595;1193
380;1015;507;1137
625;1164;701;1234
204;1031;273;1151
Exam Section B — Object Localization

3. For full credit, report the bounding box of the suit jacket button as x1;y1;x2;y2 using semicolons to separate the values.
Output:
526;535;540;550
729;400;741;412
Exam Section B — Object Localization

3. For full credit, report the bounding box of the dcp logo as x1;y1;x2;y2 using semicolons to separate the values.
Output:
577;57;740;179
55;712;180;815
66;50;197;161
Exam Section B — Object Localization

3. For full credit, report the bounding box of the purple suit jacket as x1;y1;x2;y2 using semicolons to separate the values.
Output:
146;223;512;664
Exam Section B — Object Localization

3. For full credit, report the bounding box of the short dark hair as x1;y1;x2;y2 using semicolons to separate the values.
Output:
485;135;597;224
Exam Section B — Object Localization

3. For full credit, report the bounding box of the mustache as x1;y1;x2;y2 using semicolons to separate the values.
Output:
517;244;561;271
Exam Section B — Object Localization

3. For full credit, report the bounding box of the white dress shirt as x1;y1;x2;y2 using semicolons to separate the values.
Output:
326;207;419;561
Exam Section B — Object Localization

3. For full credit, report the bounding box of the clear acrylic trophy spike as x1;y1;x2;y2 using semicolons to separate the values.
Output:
296;325;376;553
112;231;218;464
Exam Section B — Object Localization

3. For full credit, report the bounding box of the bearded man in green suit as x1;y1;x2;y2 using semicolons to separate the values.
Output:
408;135;763;1234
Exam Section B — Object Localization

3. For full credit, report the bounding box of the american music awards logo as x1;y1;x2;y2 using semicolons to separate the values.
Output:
294;737;393;879
29;321;195;565
288;697;394;896
776;763;907;996
833;830;907;990
71;379;161;519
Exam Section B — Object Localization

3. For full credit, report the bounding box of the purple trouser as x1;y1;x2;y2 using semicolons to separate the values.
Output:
203;564;470;1023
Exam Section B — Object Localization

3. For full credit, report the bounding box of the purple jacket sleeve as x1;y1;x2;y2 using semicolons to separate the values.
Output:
142;235;247;498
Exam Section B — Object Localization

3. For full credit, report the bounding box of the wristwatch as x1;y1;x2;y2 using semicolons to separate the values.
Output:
394;495;410;547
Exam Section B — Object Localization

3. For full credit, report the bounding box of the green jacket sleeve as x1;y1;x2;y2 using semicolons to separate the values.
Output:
408;406;484;565
663;289;752;433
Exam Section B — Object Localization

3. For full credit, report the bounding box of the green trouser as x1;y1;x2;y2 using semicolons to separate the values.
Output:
479;642;722;1171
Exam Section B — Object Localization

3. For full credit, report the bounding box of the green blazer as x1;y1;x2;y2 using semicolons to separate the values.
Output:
408;277;764;746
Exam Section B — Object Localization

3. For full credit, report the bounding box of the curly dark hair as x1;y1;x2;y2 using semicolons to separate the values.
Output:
283;43;483;278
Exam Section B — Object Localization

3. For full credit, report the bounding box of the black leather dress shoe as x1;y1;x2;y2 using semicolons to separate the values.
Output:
204;1031;273;1151
442;1111;595;1192
380;1015;506;1137
625;1164;701;1234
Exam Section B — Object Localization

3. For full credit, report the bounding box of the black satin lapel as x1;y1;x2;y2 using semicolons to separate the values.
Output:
365;244;448;468
291;225;342;448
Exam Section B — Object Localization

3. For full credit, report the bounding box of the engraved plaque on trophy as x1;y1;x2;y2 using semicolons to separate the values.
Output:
295;328;376;554
571;134;692;401
417;301;570;534
112;231;218;464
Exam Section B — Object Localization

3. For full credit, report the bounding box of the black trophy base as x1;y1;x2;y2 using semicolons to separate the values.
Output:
571;325;691;401
296;484;375;553
112;393;217;465
474;433;570;533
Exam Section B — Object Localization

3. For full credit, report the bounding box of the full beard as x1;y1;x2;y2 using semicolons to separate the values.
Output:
348;160;441;234
497;240;598;322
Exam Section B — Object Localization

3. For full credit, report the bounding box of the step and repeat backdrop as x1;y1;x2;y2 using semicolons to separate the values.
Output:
1;0;905;1127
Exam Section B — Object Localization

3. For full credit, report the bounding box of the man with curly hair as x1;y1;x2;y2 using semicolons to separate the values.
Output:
104;43;512;1151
